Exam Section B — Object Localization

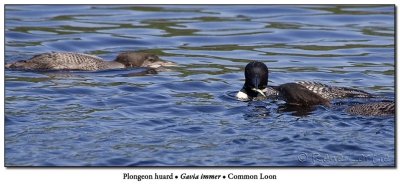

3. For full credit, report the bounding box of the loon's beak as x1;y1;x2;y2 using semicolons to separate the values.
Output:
250;74;266;97
251;88;266;97
146;60;176;68
159;60;176;67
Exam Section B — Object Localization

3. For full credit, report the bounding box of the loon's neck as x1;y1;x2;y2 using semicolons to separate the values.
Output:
100;61;126;70
263;86;280;96
237;86;279;101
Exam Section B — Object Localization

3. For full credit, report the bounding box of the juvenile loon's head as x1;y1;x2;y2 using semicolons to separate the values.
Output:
114;52;175;68
237;61;269;100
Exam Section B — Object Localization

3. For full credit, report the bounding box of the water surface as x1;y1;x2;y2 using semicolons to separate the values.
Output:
5;5;395;166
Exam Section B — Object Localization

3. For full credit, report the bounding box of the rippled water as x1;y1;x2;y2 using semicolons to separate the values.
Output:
5;5;395;166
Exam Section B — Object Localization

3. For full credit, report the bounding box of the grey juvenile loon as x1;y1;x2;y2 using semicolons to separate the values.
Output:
236;61;394;116
5;52;175;71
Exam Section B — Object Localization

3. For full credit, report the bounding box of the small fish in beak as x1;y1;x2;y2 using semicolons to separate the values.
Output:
251;88;266;97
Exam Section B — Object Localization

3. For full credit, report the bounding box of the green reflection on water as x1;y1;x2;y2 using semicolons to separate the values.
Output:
143;20;197;37
308;5;394;15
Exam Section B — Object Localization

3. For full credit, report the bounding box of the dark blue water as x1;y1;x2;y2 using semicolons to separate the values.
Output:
5;5;395;166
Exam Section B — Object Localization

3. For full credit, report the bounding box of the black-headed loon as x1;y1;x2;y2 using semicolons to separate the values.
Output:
5;52;175;71
236;61;394;116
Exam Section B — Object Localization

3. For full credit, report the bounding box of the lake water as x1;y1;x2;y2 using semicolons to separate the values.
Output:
4;5;395;166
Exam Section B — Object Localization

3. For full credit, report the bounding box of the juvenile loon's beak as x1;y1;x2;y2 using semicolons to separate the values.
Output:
158;60;176;67
145;60;176;68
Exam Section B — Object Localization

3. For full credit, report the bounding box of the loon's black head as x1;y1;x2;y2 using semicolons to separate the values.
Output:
240;61;269;98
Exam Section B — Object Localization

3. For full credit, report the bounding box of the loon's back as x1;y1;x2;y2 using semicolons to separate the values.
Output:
346;102;395;116
296;81;373;100
258;81;373;101
6;52;123;71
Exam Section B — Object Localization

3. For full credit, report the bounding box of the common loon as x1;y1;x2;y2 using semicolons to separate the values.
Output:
5;52;175;71
236;61;394;116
